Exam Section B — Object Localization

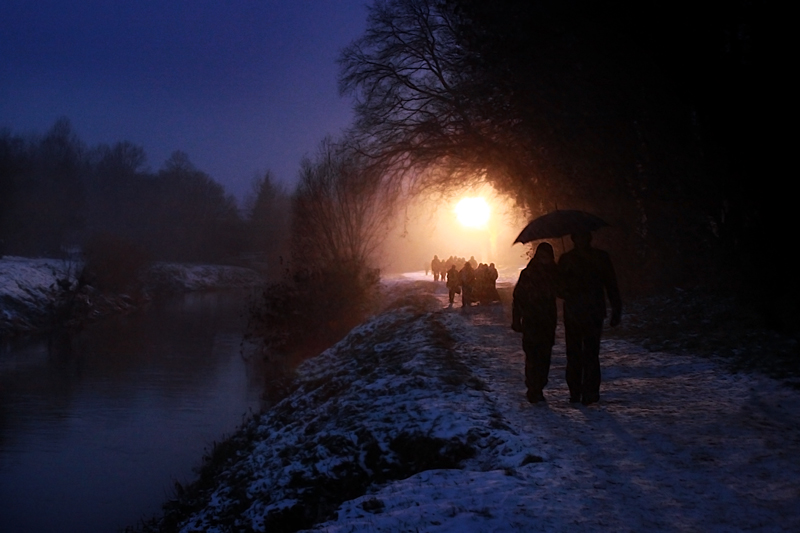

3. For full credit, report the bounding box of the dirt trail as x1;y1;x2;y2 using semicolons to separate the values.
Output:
436;281;800;531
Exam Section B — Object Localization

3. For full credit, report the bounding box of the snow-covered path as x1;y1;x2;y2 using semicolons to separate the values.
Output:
434;282;800;531
156;277;800;532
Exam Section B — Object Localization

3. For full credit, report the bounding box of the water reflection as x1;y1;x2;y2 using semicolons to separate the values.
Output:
0;290;263;533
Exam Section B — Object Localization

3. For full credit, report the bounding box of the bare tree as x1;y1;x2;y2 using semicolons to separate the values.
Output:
247;139;393;366
340;0;493;183
341;0;735;296
338;0;553;203
292;137;395;272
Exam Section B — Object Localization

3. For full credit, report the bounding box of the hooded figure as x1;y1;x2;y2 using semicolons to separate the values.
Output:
512;242;559;403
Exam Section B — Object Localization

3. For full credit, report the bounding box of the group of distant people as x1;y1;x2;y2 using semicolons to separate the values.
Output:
429;255;500;308
512;232;621;406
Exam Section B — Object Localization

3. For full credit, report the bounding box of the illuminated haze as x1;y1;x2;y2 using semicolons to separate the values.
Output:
381;185;531;274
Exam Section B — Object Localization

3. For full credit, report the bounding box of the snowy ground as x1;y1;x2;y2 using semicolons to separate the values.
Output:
143;262;263;292
151;274;800;532
0;256;76;333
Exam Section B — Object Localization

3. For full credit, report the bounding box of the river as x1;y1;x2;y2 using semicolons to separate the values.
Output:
0;290;264;533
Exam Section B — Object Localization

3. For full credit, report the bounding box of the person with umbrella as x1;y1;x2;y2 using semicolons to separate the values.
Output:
512;242;560;403
559;230;621;405
514;210;621;405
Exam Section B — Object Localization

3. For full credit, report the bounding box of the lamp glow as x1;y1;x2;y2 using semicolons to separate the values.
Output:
455;197;490;228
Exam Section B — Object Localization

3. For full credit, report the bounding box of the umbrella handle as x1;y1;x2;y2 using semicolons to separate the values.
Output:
555;202;566;256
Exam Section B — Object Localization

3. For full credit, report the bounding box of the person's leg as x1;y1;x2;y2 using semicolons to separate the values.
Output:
531;342;552;400
523;335;548;402
564;317;583;402
523;337;536;400
581;320;604;405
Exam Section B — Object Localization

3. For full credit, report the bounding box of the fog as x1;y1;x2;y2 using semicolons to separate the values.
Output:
380;184;531;275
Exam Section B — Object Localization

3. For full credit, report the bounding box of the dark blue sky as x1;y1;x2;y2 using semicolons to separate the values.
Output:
0;0;368;200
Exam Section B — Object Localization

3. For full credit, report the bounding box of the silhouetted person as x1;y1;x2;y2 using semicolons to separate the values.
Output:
512;243;559;403
559;231;621;405
459;261;475;308
446;264;460;306
474;263;489;303
487;262;500;303
431;255;441;281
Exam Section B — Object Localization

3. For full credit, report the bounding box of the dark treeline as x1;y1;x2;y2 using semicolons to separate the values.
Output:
0;118;289;270
340;0;787;330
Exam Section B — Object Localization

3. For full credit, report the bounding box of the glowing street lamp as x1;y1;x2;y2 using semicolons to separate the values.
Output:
454;196;495;262
455;197;490;229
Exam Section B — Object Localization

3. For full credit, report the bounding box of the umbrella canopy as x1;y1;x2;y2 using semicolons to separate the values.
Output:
514;210;609;244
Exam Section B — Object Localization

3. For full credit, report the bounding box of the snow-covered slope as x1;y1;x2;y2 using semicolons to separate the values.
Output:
145;262;263;293
154;279;800;532
0;256;75;333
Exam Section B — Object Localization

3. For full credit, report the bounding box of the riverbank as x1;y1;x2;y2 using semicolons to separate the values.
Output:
135;279;800;532
0;256;263;337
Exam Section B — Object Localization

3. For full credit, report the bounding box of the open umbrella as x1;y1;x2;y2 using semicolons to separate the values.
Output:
514;209;609;244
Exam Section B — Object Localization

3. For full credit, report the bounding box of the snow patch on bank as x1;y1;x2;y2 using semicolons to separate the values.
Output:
0;256;75;333
1;256;263;336
144;262;263;293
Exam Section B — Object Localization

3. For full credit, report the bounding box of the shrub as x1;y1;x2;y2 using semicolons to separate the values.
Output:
246;261;381;379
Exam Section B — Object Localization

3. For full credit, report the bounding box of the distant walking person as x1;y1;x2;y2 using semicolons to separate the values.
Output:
431;255;441;281
446;264;460;306
558;231;621;405
459;261;475;308
512;243;559;404
487;262;500;303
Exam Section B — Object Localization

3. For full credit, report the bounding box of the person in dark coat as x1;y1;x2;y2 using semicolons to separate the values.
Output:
474;263;489;303
446;264;460;306
558;231;621;405
431;255;441;281
459;261;475;308
487;262;500;303
512;242;559;403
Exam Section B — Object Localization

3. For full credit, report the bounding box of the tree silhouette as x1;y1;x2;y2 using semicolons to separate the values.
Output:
291;137;395;272
340;0;758;295
150;151;242;262
245;171;290;275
